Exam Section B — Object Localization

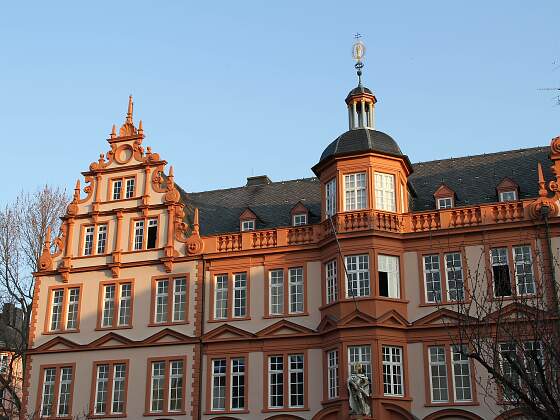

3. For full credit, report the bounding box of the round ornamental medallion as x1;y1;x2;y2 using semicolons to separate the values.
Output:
114;144;133;164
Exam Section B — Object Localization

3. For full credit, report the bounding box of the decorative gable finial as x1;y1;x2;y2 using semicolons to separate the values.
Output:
110;124;116;139
538;162;547;197
126;95;133;124
138;119;144;135
118;95;138;137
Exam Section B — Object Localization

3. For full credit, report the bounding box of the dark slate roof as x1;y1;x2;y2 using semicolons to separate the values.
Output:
409;146;551;211
179;178;322;236
318;128;404;164
178;146;551;235
346;85;373;100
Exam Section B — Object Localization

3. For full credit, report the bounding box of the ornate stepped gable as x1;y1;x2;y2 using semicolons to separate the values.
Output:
38;96;204;280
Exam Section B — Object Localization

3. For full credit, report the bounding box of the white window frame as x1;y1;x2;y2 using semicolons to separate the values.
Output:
288;267;304;314
230;357;245;411
241;220;255;231
214;274;228;320
40;367;57;417
65;288;80;330
168;360;183;412
325;178;336;217
233;273;247;318
94;364;110;415
348;345;372;388
345;255;370;298
172;277;187;322
428;346;449;403
325;259;338;304
50;290;64;331
344;172;367;211
451;345;472;402
327;349;339;399
211;359;227;411
445;252;465;301
499;190;517;202
437;197;453;209
269;270;284;316
375;172;396;212
491;247;512;297
57;367;73;417
423;254;442;303
112;180;122;200
268;356;284;409
111;363;126;414
133;220;144;251
292;213;307;226
83;226;95;255
96;224;107;254
154;279;169;323
382;346;404;397
288;354;304;408
378;254;400;299
513;245;535;295
124;177;135;199
150;361;165;412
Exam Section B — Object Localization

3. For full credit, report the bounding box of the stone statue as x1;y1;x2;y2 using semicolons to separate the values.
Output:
348;363;371;417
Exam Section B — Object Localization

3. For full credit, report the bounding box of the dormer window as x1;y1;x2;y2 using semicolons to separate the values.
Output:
496;178;519;203
499;191;517;202
434;184;455;210
344;172;367;211
437;197;453;209
293;214;307;226
241;220;255;231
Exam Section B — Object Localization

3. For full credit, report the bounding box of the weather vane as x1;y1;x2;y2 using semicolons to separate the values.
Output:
352;33;365;86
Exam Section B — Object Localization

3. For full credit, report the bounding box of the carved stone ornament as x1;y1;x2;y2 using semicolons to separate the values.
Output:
173;206;204;255
529;161;560;219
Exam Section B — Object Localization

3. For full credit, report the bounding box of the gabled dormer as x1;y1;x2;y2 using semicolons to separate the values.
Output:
434;184;455;209
496;177;519;202
239;208;257;231
290;201;309;226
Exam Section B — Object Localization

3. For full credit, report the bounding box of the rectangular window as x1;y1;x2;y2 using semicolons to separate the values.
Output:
84;226;95;256
231;358;245;410
344;172;367;211
96;225;107;254
499;190;517;202
288;267;304;314
451;345;472;402
326;259;338;304
429;346;449;402
445;252;465;301
93;362;128;416
423;255;442;303
152;277;188;324
345;255;370;298
112;180;122;200
124;178;135;199
437;197;453;209
211;359;227;411
348;345;372;387
513;245;535;295
49;287;80;332
149;359;185;414
499;343;518;401
119;283;132;326
326;178;336;217
269;270;284;315
269;356;283;408
214;274;228;320
102;285;116;327
375;172;396;212
491;247;511;297
288;354;304;408
39;366;74;417
378;255;400;298
382;346;403;396
100;282;133;329
133;221;144;251
293;214;307;226
233;273;247;318
241;220;255;231
0;354;8;374
327;350;339;399
147;218;158;249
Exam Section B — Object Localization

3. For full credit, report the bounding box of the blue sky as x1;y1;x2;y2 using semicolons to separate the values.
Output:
1;1;558;203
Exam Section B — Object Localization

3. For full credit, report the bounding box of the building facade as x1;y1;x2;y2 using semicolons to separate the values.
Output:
23;79;560;419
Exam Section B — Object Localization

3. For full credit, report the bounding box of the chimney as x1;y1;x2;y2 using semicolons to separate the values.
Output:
246;175;272;187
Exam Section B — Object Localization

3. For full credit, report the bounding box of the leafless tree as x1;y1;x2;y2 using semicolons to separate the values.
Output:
439;221;560;419
0;186;68;418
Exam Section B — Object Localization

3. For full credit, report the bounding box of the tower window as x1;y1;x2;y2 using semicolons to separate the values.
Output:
344;173;367;211
374;173;396;212
378;254;400;298
325;178;337;217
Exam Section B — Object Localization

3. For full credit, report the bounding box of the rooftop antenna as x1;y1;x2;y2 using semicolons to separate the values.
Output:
352;33;366;86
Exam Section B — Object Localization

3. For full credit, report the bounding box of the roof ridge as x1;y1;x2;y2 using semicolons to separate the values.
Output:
412;145;549;166
187;176;319;195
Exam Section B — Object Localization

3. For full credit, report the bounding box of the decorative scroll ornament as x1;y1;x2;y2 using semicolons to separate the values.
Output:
66;180;81;216
163;166;181;204
38;225;66;271
174;206;204;255
529;162;559;219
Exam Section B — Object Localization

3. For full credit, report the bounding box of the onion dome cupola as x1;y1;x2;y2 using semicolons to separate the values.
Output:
312;35;413;218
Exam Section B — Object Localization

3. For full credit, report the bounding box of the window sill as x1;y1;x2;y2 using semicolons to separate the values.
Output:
95;326;133;331
123;247;163;254
203;409;250;415
208;316;251;323
263;312;309;319
374;395;411;401
143;410;186;417
75;254;110;259
261;407;309;413
43;329;80;335
87;413;127;419
147;321;189;327
340;296;409;304
490;293;540;302
424;401;478;407
108;196;141;203
418;300;468;307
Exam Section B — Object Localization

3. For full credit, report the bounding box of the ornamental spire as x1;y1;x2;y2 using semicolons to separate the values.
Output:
126;95;133;124
352;33;365;87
